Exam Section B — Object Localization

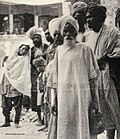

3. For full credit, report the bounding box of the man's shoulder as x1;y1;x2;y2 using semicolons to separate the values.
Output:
104;24;119;35
76;43;94;56
55;44;62;50
76;42;91;50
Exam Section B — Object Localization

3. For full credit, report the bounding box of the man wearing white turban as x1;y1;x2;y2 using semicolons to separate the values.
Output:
43;18;64;132
27;26;48;126
49;16;100;139
49;18;63;46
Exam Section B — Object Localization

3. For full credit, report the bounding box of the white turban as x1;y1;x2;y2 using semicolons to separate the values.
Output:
26;26;45;40
48;18;61;38
59;16;79;36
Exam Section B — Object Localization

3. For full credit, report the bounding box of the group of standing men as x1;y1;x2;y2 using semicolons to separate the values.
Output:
1;1;120;139
46;2;120;139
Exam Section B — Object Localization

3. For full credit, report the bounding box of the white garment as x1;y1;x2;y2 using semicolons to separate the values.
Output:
53;44;99;139
2;49;31;97
85;31;100;52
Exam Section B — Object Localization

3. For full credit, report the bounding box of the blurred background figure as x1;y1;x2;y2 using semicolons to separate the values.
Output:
72;1;87;42
2;16;9;34
45;29;54;64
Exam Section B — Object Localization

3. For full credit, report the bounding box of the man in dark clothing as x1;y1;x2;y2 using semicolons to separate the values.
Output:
86;3;120;139
29;27;48;126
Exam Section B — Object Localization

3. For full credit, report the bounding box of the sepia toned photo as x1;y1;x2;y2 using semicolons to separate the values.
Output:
0;0;120;139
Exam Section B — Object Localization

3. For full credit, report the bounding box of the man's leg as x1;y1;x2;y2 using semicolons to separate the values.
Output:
31;91;37;111
106;129;115;139
36;105;43;126
13;95;23;128
38;103;48;132
90;135;97;139
43;103;49;132
1;97;12;127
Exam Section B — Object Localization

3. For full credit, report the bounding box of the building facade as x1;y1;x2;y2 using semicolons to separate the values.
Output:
0;2;63;34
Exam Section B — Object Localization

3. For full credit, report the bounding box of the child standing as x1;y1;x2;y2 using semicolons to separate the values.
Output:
0;44;30;128
32;57;46;127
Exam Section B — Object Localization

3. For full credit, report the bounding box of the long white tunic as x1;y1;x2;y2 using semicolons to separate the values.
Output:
53;43;99;139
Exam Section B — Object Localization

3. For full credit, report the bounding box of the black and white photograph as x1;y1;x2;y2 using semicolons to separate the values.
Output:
0;0;120;139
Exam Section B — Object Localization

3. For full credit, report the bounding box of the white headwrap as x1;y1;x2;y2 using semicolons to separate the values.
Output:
48;17;61;38
26;26;45;40
59;15;79;36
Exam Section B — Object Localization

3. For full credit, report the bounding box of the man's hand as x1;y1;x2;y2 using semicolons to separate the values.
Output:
90;100;99;113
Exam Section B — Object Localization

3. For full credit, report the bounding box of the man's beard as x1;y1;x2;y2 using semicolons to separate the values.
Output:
88;23;102;33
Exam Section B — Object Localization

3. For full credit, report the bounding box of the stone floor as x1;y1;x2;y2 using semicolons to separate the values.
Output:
0;103;117;139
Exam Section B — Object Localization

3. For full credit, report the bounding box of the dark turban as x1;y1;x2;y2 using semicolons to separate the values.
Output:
87;2;107;22
72;2;87;16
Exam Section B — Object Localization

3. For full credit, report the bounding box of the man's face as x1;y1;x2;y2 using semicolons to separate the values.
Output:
86;12;102;32
63;23;77;41
73;11;86;26
53;30;63;45
19;45;29;56
32;34;42;47
45;31;53;43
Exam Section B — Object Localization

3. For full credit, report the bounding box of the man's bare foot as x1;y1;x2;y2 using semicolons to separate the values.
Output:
36;122;43;126
42;127;48;132
37;125;46;131
15;124;21;128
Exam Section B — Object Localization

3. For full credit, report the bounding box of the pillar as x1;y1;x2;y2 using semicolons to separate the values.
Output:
62;2;71;16
9;13;13;34
34;15;38;28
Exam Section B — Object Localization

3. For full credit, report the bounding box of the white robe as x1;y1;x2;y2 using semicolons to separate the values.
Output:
53;43;99;139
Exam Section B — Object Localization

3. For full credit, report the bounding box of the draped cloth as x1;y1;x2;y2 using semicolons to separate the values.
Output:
86;24;120;137
86;25;120;59
0;47;31;97
45;60;54;88
52;43;99;139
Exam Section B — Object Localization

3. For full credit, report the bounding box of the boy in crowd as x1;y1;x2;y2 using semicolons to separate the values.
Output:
32;56;48;130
